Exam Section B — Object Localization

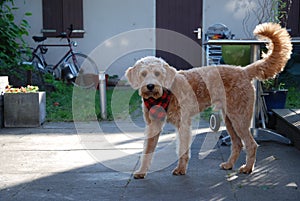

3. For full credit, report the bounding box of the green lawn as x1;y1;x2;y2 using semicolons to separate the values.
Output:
46;80;300;122
286;87;300;109
46;81;141;122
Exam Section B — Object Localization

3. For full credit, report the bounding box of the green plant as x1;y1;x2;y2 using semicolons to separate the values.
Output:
244;0;292;91
262;76;286;91
109;75;119;79
0;0;31;72
242;0;292;38
262;0;291;91
201;107;214;121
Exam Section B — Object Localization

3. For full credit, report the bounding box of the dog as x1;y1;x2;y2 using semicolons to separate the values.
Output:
125;23;292;179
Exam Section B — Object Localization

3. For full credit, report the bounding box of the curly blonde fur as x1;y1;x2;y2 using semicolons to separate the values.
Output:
126;23;292;179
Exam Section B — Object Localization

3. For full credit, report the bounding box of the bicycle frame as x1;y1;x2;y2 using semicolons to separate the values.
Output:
31;42;77;71
20;25;98;89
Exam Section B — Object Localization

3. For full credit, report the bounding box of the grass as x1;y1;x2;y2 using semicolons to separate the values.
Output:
46;81;141;122
46;81;73;121
286;87;300;108
45;79;300;122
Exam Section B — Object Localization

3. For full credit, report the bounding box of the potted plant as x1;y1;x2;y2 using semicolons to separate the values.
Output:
262;77;288;111
4;85;46;127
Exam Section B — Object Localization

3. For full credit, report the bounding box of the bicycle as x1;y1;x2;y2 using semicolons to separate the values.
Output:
21;25;99;89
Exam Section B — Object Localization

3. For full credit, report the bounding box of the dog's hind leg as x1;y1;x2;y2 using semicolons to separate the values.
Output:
134;120;164;179
172;118;192;175
228;115;258;174
220;115;243;170
238;129;258;174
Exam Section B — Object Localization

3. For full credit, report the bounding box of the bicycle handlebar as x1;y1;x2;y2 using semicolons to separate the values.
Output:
56;24;74;38
67;24;74;37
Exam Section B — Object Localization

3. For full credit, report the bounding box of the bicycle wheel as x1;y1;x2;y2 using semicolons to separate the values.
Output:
65;52;99;89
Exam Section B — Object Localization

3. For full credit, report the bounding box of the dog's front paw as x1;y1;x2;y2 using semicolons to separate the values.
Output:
219;162;233;170
239;164;253;174
133;171;146;179
172;167;187;175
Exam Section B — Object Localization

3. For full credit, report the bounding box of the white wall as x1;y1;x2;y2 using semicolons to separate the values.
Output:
203;0;264;39
14;0;267;77
14;0;155;78
84;0;155;77
14;0;43;47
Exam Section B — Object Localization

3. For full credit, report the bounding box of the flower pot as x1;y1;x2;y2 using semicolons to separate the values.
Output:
4;92;46;127
264;89;288;111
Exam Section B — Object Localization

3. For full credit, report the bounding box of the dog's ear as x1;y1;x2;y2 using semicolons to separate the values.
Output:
125;66;140;89
163;64;177;88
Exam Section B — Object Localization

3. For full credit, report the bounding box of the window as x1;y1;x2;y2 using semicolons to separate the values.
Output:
42;0;84;38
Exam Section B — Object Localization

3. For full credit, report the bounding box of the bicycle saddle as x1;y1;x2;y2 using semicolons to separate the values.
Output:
32;36;47;42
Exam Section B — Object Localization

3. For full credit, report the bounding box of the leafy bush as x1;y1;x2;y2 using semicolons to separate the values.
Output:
0;0;31;72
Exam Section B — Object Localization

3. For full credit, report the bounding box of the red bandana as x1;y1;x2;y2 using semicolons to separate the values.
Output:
143;89;171;120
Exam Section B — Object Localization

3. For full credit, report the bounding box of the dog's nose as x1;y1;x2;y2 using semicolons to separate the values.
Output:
147;84;155;91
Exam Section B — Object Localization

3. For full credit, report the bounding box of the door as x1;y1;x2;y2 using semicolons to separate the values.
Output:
156;0;203;70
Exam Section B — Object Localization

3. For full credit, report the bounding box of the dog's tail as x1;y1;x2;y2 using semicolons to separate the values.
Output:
245;23;292;80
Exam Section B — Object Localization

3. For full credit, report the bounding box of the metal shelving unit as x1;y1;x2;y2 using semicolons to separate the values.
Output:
205;23;234;66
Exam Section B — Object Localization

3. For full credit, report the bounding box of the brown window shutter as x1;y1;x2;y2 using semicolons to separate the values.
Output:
42;0;63;37
42;0;84;38
62;0;84;38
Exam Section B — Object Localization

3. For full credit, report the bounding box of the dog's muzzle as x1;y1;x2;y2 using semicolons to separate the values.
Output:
140;84;162;99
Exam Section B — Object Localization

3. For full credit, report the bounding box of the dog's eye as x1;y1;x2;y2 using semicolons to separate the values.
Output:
141;71;147;77
154;71;160;77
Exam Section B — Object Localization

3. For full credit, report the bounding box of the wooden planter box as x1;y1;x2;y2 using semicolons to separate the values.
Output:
4;92;46;127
